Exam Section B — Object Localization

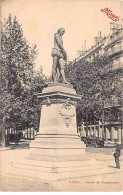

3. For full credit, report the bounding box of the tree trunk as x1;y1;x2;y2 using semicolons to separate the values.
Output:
1;120;6;147
101;96;105;139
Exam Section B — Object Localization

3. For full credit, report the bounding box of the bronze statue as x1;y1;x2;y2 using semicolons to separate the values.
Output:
51;28;68;83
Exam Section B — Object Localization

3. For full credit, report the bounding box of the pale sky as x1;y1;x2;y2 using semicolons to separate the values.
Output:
1;0;122;76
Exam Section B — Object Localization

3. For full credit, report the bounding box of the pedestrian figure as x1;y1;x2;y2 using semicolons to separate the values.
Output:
113;144;120;169
15;133;19;145
5;134;9;147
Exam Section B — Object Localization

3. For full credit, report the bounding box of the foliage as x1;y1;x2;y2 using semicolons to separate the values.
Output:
0;14;45;142
65;54;122;125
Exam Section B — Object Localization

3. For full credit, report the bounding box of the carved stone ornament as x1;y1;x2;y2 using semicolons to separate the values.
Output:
41;97;77;107
59;101;75;128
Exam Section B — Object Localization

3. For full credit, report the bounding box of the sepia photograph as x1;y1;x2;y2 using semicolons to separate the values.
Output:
0;0;123;192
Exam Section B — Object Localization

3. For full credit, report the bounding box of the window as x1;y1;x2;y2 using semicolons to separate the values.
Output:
111;45;114;51
117;41;121;45
105;48;108;53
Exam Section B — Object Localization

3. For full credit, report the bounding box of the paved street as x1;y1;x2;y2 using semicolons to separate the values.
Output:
0;142;122;191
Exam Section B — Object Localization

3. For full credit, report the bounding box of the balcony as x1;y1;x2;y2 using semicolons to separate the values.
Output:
106;45;123;56
105;30;123;48
110;31;123;42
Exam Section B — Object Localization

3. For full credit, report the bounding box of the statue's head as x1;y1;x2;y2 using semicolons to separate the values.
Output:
57;27;65;36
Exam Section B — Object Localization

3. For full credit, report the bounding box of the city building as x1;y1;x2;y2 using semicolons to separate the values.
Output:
75;22;123;146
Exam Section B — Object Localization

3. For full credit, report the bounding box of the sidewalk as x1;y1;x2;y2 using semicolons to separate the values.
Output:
0;174;58;192
0;146;122;191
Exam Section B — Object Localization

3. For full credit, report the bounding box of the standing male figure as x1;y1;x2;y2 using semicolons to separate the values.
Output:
113;144;120;169
51;27;68;83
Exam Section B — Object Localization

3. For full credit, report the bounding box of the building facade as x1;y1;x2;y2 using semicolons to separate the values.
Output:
75;22;123;146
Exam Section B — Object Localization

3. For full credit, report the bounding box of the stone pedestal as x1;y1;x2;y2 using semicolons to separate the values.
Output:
28;83;86;161
38;83;79;134
11;83;89;182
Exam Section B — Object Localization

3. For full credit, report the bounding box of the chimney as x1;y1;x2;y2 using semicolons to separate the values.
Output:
115;23;122;30
94;37;97;45
99;31;102;37
94;32;103;45
84;40;86;52
110;22;116;34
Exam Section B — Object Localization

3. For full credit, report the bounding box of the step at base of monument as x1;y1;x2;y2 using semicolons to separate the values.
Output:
26;153;89;162
27;147;87;161
10;158;103;182
30;143;85;149
31;134;82;143
30;133;86;150
28;133;86;161
33;133;81;140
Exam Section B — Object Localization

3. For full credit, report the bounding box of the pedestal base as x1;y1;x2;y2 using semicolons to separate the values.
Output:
28;133;86;161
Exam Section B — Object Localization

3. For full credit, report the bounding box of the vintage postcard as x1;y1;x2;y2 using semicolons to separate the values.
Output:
0;0;123;192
